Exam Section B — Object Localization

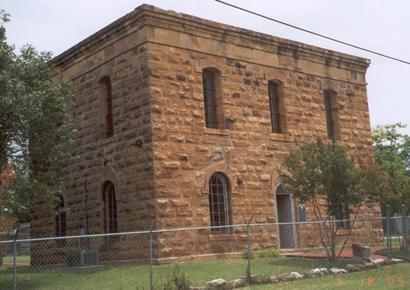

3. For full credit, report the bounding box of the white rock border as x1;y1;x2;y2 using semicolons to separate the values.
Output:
193;257;406;289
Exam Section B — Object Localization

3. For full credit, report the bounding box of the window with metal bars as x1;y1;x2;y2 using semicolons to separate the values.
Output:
202;68;223;129
209;172;231;235
298;204;307;222
324;89;339;140
335;203;351;229
268;80;284;133
99;76;114;137
55;195;67;247
103;181;118;233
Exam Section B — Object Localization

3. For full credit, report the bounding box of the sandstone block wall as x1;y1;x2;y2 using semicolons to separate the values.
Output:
30;5;382;263
30;9;158;263
145;6;381;257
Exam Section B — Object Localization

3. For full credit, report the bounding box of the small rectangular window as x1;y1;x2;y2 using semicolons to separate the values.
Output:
55;195;67;247
203;68;224;129
298;205;307;222
268;81;284;133
324;90;339;140
336;203;351;229
99;76;114;137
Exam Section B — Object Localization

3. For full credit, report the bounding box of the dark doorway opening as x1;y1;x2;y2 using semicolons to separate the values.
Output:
276;194;296;249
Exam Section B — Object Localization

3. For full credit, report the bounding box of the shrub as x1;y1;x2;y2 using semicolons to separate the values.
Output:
243;249;253;260
161;266;191;290
256;248;281;258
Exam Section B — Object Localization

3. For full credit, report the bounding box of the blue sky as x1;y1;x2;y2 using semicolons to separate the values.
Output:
3;0;410;133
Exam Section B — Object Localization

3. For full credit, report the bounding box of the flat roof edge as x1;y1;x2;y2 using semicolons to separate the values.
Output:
52;4;370;69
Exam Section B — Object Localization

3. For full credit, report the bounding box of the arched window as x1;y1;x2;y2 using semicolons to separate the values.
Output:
55;195;67;247
268;80;285;133
99;76;114;137
323;89;340;140
103;181;117;233
209;172;231;234
202;68;224;129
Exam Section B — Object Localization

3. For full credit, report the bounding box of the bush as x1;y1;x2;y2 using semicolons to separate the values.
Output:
255;248;281;258
161;266;191;290
243;249;253;260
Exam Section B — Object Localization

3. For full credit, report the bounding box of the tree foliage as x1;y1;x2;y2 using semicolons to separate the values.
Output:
372;123;410;214
0;162;17;230
280;138;386;261
0;10;73;223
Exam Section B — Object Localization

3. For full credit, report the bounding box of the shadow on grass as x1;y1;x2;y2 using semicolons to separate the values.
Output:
0;263;150;290
263;256;353;268
376;248;410;260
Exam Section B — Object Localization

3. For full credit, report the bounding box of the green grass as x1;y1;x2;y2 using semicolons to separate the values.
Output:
246;263;410;290
376;248;410;260
0;255;352;290
2;255;31;266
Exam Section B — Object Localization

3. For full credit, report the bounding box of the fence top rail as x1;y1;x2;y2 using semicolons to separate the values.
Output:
0;215;393;244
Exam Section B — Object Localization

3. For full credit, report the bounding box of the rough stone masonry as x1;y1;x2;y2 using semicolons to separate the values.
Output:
30;4;383;263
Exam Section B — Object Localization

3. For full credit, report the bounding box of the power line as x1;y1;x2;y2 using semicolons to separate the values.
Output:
215;0;410;65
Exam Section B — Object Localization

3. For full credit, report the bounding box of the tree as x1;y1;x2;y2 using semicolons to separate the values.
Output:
280;138;386;261
372;123;410;214
0;10;73;224
372;123;410;251
0;162;17;230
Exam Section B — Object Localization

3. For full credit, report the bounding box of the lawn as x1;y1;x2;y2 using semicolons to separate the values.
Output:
246;263;410;290
0;255;351;290
376;248;410;260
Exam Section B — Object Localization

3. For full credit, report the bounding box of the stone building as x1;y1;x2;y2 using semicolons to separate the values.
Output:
31;4;382;262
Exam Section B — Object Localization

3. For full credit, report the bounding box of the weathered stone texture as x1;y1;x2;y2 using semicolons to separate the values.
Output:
145;9;380;255
31;12;156;249
31;4;382;262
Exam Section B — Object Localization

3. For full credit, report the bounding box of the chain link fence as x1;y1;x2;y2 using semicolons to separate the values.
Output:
0;211;408;290
384;205;410;262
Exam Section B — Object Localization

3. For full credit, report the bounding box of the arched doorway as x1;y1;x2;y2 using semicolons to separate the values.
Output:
275;184;296;249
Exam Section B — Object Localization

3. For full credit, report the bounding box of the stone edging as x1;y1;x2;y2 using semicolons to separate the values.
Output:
191;257;406;290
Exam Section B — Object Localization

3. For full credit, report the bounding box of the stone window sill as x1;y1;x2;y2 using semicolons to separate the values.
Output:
336;229;351;236
324;138;342;145
208;233;236;241
203;127;230;136
270;132;289;142
101;135;115;146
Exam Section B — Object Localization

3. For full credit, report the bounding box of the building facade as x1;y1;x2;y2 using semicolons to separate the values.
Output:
31;5;382;262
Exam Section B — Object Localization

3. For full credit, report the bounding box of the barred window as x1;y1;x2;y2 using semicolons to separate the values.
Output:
298;204;307;222
324;89;339;139
209;173;231;234
203;68;224;129
335;203;351;229
268;80;285;133
103;181;117;233
99;76;114;137
55;195;67;247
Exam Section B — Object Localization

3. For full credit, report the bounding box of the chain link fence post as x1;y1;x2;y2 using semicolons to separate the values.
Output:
12;238;17;290
386;204;392;263
401;204;408;252
323;221;330;262
246;214;255;283
149;223;154;290
401;204;405;250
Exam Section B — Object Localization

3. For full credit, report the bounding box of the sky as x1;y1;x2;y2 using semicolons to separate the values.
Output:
3;0;410;133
